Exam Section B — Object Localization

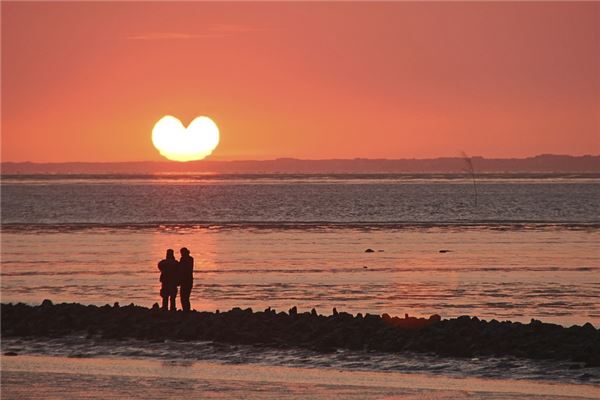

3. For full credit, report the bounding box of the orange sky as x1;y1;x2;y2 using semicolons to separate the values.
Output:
2;2;599;162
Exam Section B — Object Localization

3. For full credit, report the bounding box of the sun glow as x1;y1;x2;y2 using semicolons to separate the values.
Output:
152;115;220;162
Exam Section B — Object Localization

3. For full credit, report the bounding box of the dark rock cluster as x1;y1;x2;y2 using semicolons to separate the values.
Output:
2;301;599;367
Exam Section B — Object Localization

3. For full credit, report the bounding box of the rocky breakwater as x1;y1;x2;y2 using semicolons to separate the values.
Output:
2;300;599;367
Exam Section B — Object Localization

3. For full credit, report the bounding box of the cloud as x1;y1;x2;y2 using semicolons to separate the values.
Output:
128;24;264;41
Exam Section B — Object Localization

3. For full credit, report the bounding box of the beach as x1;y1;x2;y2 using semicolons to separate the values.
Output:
3;355;600;400
2;174;599;397
3;1;599;397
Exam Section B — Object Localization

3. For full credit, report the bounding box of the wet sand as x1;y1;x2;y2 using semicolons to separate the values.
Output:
2;355;600;400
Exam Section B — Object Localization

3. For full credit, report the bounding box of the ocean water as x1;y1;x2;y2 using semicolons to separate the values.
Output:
1;173;599;386
2;173;599;227
1;173;599;323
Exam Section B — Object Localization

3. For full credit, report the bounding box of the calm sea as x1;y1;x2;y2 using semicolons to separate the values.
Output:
2;173;599;383
2;173;598;325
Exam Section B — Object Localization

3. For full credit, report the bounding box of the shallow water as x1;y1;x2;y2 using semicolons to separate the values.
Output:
2;227;599;326
2;335;599;385
1;174;599;326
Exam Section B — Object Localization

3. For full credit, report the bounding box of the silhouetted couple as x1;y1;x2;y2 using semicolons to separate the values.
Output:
158;247;194;312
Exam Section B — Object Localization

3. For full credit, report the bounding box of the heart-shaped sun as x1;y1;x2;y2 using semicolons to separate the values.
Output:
152;115;220;162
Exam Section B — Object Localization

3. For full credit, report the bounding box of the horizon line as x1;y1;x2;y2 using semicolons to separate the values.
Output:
2;153;599;165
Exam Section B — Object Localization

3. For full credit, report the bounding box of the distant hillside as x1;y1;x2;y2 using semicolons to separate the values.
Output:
2;155;599;174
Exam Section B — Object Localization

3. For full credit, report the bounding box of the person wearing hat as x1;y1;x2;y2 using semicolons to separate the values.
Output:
178;247;194;312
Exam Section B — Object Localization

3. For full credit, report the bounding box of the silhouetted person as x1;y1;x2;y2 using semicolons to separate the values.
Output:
178;247;194;312
158;249;178;311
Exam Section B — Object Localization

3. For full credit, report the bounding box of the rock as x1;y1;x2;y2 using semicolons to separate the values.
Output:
457;315;471;323
582;322;596;332
586;357;600;368
365;249;375;253
1;302;597;366
4;352;18;356
429;314;441;323
364;313;381;323
313;335;338;352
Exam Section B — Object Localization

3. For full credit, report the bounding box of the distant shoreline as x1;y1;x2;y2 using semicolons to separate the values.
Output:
2;154;599;174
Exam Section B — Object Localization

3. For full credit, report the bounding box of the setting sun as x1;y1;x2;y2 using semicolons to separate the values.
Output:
152;115;219;162
2;3;600;397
